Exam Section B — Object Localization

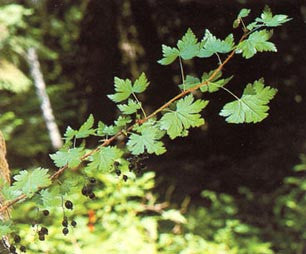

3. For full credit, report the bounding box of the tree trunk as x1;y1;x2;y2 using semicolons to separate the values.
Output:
26;47;63;150
0;131;10;254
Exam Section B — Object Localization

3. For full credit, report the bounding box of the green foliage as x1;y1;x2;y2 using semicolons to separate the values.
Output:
0;5;293;254
220;79;277;123
256;5;292;28
85;146;123;174
11;168;51;197
198;30;234;58
108;73;149;103
237;30;277;59
118;99;141;115
127;122;166;155
160;95;208;139
50;147;85;168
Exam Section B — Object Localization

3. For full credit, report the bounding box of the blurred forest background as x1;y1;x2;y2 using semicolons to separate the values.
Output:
0;0;305;253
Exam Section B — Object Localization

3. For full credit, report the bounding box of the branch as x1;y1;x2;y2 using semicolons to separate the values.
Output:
0;33;247;214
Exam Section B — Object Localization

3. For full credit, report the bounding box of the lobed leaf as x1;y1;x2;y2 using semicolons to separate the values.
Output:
220;78;277;123
198;30;234;58
237;30;277;59
160;94;209;139
50;147;84;168
127;124;166;155
76;114;95;138
256;5;292;27
86;146;123;174
108;77;133;103
177;28;200;60
12;168;51;197
132;72;149;93
118;99;141;115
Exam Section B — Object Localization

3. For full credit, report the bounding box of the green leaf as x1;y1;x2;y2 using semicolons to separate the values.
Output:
238;8;251;18
114;115;132;127
158;28;199;65
0;182;21;201
96;121;106;136
76;114;95;138
177;28;200;60
220;78;277;123
64;126;78;141
160;94;209;139
86;146;123;173
50;147;84;168
158;45;180;65
108;77;133;102
12;168;51;197
127;125;166;155
233;9;251;28
256;5;291;27
0;221;13;235
132;72;149;93
40;188;62;208
237;30;277;59
198;30;234;58
118;99;141;115
178;75;200;90
201;70;233;93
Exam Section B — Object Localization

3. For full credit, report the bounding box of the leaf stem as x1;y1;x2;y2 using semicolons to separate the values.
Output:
179;57;185;90
220;86;240;101
132;92;147;118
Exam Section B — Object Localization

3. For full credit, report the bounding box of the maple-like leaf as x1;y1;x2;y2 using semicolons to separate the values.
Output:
12;168;51;197
127;124;166;155
118;99;141;115
198;30;234;58
237;29;277;59
160;94;209;139
86;146;123;173
219;78;277;123
50;147;84;168
158;28;200;65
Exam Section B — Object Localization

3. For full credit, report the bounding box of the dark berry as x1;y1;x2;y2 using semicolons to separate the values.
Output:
89;192;96;199
39;235;45;241
65;200;73;210
62;219;68;227
71;220;77;227
9;245;16;252
40;227;48;235
20;246;26;252
128;163;135;171
114;161;120;167
14;235;21;243
89;177;96;184
42;210;50;216
62;227;69;235
123;175;128;182
82;186;89;196
115;169;121;176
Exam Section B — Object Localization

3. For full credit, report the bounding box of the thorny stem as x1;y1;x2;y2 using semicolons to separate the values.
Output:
0;33;247;214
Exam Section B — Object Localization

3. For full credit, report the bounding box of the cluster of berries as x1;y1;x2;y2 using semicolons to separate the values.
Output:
81;178;96;199
113;161;128;181
8;234;26;253
127;153;148;174
61;200;77;236
61;215;77;236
